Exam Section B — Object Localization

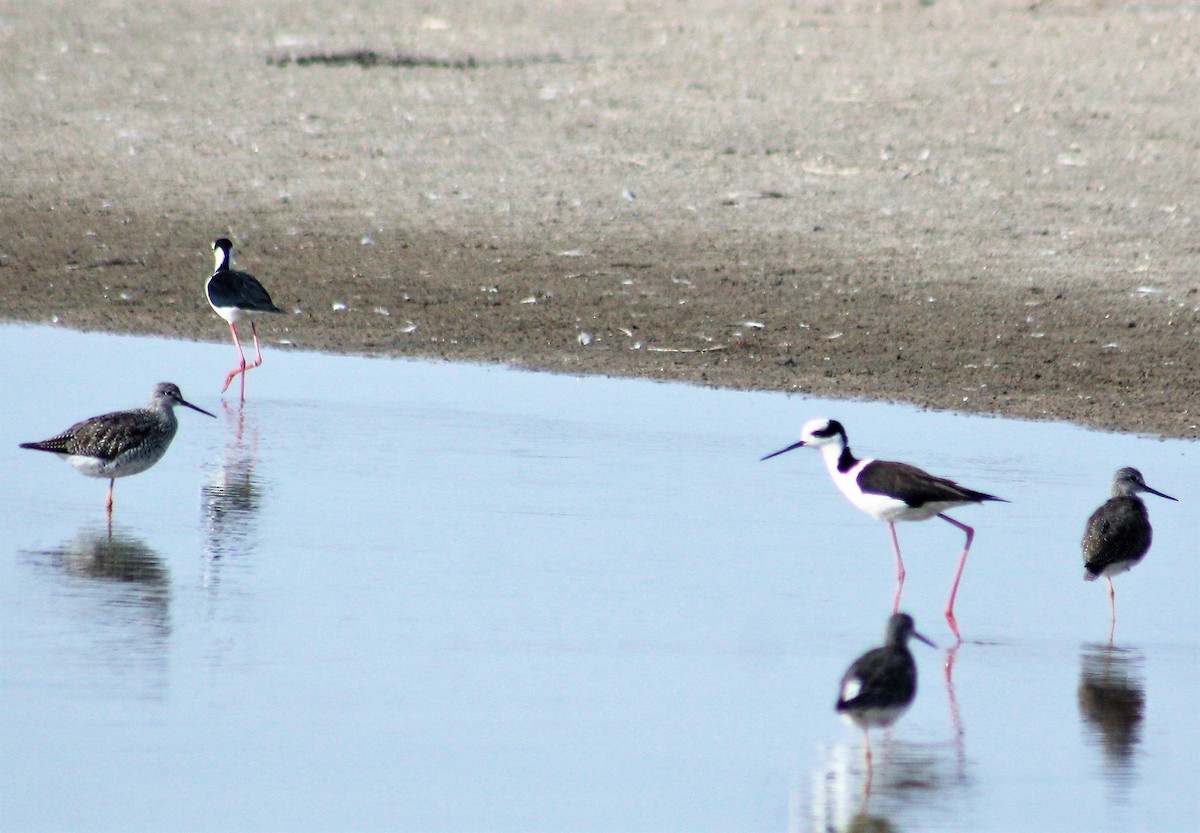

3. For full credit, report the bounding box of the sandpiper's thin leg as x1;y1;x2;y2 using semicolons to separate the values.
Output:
938;514;974;642
106;479;115;513
862;730;875;798
1106;578;1117;643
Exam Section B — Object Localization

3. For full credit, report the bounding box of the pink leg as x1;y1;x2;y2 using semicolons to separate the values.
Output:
222;322;250;393
105;479;115;514
943;643;965;755
248;321;266;369
888;522;906;613
938;513;974;642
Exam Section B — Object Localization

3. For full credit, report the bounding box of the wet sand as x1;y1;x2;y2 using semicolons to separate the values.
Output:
2;1;1198;437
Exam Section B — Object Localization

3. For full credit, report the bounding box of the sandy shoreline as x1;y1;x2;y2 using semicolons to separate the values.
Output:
2;1;1198;437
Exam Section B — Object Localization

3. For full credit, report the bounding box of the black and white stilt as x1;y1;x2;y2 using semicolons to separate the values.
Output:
762;418;1007;639
206;238;283;400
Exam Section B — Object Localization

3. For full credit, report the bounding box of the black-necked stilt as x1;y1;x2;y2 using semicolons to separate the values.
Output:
20;383;216;515
762;418;1006;639
836;612;935;768
206;238;283;399
1082;467;1176;634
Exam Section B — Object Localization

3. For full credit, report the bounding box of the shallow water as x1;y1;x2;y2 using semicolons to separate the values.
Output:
1;324;1197;832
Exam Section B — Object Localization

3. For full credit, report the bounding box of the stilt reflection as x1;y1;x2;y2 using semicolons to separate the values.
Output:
201;402;266;564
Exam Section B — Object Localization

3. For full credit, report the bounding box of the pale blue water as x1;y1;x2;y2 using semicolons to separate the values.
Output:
1;324;1197;832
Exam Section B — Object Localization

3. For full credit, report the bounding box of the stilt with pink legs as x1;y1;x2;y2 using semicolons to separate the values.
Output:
205;238;283;401
762;418;1006;640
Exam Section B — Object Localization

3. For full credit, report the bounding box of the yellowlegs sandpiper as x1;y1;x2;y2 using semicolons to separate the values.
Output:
836;612;935;770
1082;467;1176;637
20;382;216;515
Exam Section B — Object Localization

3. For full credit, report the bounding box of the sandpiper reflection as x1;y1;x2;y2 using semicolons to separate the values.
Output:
1078;643;1145;798
21;525;172;660
805;735;972;833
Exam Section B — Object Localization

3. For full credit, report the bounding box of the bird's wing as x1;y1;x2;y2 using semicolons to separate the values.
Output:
1082;498;1151;568
27;411;157;460
858;459;1002;506
836;648;915;710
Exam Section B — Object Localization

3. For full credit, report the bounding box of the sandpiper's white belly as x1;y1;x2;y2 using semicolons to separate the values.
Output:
65;447;169;480
1094;558;1141;579
840;704;910;730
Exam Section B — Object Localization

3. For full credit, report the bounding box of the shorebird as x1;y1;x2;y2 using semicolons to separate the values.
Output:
20;382;216;514
206;238;283;398
1082;467;1176;634
762;418;1006;639
836;612;935;768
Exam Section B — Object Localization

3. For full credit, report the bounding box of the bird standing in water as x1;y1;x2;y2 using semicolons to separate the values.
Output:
836;612;935;770
762;418;1006;639
20;382;216;516
1082;467;1176;638
206;238;284;400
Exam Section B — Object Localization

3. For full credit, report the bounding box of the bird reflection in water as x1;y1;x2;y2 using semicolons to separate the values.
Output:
805;728;975;832
202;402;266;565
1078;643;1145;798
50;525;168;592
24;525;172;669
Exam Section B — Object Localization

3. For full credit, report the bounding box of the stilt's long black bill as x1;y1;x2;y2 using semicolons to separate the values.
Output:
760;439;806;462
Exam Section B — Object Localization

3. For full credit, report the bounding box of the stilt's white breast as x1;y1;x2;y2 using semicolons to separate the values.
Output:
822;452;912;522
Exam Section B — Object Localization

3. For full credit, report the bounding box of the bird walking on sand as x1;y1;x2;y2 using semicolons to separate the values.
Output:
206;238;283;399
836;612;935;770
762;418;1006;639
20;382;216;515
1082;467;1176;637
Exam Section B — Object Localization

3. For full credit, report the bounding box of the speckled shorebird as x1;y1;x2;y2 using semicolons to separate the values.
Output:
20;382;216;514
1082;467;1177;631
206;238;283;398
836;613;935;768
762;418;1007;640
